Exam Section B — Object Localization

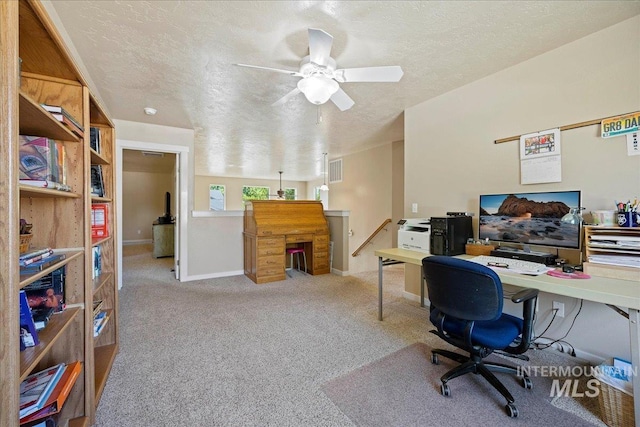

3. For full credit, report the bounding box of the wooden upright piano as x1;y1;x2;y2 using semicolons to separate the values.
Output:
243;200;330;284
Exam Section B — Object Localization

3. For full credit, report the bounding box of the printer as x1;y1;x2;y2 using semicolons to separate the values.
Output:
397;219;431;253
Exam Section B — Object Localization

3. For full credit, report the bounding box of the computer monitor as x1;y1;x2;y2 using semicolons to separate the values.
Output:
478;190;582;250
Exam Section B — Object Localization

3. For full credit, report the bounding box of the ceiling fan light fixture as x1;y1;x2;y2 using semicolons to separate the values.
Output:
297;75;338;105
320;152;329;191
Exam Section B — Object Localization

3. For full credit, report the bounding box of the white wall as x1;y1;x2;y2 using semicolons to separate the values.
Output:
404;16;640;362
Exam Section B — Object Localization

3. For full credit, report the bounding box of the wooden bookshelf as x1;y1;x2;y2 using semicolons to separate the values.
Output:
1;1;119;425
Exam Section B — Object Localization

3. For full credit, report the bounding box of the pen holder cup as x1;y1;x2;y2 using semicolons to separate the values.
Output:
617;211;638;227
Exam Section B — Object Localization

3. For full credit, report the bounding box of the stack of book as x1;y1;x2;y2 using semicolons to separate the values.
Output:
20;248;66;275
19;361;82;425
40;104;84;138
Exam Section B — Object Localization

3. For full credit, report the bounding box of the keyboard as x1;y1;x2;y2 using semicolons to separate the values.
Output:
468;255;553;276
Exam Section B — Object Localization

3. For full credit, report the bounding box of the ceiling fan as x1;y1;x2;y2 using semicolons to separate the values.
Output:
235;28;404;111
270;171;286;199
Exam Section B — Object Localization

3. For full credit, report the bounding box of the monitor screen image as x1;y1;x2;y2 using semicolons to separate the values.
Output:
478;190;582;249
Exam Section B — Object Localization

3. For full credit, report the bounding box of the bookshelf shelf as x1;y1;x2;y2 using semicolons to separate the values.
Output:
19;185;82;198
93;272;113;295
94;343;118;403
19;306;81;381
19;90;82;143
19;250;83;288
90;148;109;165
2;1;119;424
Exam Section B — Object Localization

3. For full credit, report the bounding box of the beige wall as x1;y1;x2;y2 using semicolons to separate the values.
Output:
404;16;640;362
122;170;175;241
329;144;396;273
194;175;309;211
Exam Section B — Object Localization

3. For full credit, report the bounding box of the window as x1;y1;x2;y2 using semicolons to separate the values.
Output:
242;186;270;204
209;185;225;210
284;188;297;200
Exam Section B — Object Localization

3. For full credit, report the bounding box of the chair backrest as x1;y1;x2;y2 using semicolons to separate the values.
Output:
422;256;503;322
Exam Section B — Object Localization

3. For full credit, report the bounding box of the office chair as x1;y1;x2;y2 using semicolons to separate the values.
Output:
422;256;539;418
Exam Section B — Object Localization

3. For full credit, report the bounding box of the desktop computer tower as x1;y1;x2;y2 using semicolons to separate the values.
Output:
430;216;473;256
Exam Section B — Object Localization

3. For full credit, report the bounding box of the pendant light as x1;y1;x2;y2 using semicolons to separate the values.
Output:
320;153;329;191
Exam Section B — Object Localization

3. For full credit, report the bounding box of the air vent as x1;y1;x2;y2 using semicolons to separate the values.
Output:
329;158;342;183
141;151;164;157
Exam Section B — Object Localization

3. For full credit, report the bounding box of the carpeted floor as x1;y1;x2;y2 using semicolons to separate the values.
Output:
94;244;606;426
322;342;597;426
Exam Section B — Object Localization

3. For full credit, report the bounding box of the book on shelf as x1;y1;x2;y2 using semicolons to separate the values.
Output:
21;415;58;427
93;311;108;337
20;247;53;263
19;361;82;425
19;136;61;183
91;203;109;238
40;104;84;131
32;307;55;330
90;165;105;197
19;363;65;419
49;113;84;138
92;300;104;318
23;266;66;313
90;127;101;153
19;249;54;267
20;253;66;275
19;290;39;349
92;245;102;279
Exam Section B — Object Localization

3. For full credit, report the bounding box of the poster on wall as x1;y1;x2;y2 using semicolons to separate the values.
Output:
519;128;561;184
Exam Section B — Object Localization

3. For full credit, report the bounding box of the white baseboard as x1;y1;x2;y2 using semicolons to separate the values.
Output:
331;268;349;276
533;337;604;364
123;239;153;245
183;269;245;282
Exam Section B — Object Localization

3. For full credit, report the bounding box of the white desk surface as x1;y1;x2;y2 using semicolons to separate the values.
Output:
375;247;640;310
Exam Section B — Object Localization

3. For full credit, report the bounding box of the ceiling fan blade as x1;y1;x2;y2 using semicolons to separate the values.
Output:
308;28;333;66
334;66;404;83
272;87;301;107
235;63;301;77
330;88;355;111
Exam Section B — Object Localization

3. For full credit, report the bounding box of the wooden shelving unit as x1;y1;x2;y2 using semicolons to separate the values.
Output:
0;1;118;425
583;225;640;282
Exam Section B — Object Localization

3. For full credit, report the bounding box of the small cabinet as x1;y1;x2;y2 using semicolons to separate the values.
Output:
152;223;175;258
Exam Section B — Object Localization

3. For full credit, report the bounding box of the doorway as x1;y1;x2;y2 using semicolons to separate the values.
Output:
116;140;189;288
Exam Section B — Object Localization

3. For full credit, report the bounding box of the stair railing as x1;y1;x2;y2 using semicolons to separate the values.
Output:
352;218;392;257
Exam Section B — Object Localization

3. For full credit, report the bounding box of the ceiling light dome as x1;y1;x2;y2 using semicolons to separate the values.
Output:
297;75;339;105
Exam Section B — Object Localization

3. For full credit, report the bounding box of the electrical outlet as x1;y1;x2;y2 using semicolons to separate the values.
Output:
412;203;418;213
553;301;565;318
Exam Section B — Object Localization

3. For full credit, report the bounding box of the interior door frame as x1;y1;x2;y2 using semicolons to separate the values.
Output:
116;139;189;288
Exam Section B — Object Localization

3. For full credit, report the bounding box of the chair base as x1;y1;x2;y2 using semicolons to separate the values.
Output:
431;348;531;407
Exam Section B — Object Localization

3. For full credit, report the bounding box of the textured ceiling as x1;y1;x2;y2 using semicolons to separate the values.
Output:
48;1;640;181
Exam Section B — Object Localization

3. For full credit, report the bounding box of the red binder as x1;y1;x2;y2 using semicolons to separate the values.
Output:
20;361;82;425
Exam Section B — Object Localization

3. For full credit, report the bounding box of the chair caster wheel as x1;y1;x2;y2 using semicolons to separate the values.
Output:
431;353;439;365
505;403;518;417
522;377;533;390
440;383;451;397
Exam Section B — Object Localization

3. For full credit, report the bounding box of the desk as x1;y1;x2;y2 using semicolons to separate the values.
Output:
375;247;640;423
243;200;330;283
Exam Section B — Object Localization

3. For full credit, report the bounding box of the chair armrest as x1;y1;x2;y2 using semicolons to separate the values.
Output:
511;288;539;304
503;288;539;356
